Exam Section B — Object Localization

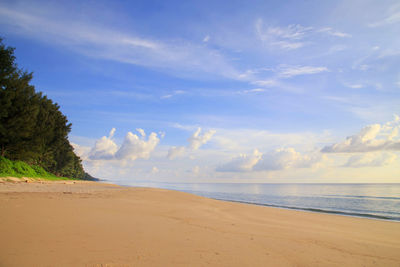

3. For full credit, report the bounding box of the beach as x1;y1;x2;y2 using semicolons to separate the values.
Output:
1;180;400;266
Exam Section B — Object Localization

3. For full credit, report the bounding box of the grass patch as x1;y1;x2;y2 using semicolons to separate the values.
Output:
0;156;74;180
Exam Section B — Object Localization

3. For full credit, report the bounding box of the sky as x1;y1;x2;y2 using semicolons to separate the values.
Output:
0;0;399;183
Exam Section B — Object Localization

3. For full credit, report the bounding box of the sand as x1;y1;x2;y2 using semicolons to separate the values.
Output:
0;180;399;266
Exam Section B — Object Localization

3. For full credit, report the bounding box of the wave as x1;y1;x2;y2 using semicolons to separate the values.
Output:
213;198;400;221
324;194;400;201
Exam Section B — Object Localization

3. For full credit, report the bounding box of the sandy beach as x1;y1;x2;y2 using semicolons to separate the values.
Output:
0;180;400;266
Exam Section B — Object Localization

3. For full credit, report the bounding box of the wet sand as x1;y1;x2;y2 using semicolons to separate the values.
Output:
0;180;399;266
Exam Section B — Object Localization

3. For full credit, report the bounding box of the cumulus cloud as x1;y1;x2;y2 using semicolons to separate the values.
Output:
89;128;118;160
71;142;91;160
217;149;262;172
343;152;397;168
167;146;186;160
115;131;160;160
188;128;216;150
254;148;324;171
89;128;160;161
136;128;146;137
321;116;400;153
217;148;324;172
167;128;216;159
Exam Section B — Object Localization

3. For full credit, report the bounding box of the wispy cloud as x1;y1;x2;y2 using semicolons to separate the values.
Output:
0;5;241;80
241;64;328;93
343;152;397;168
255;19;351;50
344;83;364;89
238;88;266;94
255;19;309;50
160;90;185;99
317;27;352;38
277;65;329;78
369;5;400;27
251;79;277;86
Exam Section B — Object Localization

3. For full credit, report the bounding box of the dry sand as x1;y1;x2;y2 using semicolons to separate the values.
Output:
0;180;399;266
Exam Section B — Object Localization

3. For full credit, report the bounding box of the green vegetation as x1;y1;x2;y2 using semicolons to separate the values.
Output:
0;38;87;180
0;156;72;180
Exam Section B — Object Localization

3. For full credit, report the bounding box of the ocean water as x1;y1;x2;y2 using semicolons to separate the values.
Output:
116;181;400;221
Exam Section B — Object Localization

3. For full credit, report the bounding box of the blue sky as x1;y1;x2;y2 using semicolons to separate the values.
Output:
1;0;399;183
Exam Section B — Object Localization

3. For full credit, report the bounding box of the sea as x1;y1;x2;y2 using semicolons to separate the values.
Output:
111;181;400;221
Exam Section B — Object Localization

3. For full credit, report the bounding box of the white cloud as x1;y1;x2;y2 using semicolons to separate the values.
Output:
89;128;118;160
255;19;351;50
265;24;313;40
115;131;160;160
241;88;266;94
254;148;324;171
322;116;400;153
167;146;186;159
188;128;216;150
212;128;332;153
273;41;304;50
277;65;329;78
88;128;160;161
217;148;324;172
203;35;210;42
192;165;200;175
167;128;216;159
136;128;146;137
344;83;364;89
318;27;352;38
216;149;262;172
343;152;397;168
151;166;159;174
255;19;309;50
161;90;185;99
251;79;277;87
71;142;91;160
369;9;400;27
0;5;241;80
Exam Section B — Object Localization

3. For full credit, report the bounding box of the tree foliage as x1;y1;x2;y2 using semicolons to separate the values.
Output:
0;39;85;179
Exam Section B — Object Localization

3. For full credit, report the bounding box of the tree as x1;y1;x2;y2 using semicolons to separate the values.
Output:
0;38;85;178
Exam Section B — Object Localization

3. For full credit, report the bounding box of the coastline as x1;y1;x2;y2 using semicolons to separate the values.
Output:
119;181;400;222
212;198;400;222
1;180;400;266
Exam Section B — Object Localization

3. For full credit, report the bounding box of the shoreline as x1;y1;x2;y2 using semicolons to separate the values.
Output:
1;181;400;266
105;181;400;222
213;198;400;222
5;178;398;222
